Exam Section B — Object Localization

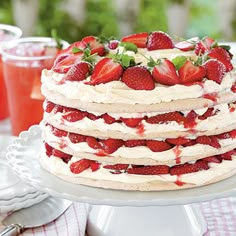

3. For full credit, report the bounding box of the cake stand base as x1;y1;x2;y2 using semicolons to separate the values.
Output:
86;204;207;236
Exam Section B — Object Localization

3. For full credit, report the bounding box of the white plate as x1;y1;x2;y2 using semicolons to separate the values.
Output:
0;136;45;201
7;125;236;207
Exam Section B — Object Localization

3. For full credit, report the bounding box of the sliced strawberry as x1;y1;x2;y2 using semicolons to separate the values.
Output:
179;60;206;84
65;62;91;81
52;149;72;163
69;133;87;143
121;32;148;48
198;108;215;120
152;59;180;85
230;130;236;138
204;59;226;84
175;37;199;51
104;164;129;170
52;53;83;73
166;137;190;145
81;36;106;56
216;132;231;139
124;140;146;147
70;159;90;174
108;40;119;50
196;135;221;148
218;150;236;160
146;140;172;152
202;156;221;163
58;41;86;56
147;31;174;50
182;140;197;147
101;138;124;154
120;117;143;127
53;104;63;113
89;160;100;172
86;137;102;149
89;58;123;85
184;110;198;128
146;111;185;124
62;110;87;122
45;142;53;157
170;160;209;175
102;113;117;124
121;66;155;90
207;47;233;72
52;127;68;137
195;37;215;55
53;53;70;67
210;136;221;148
87;113;100;120
45;101;55;113
127;165;169;175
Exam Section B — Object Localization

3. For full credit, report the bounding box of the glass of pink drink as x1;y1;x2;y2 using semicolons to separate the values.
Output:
2;37;66;136
0;24;22;120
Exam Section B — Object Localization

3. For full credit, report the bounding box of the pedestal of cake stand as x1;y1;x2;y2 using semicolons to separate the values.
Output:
86;204;206;236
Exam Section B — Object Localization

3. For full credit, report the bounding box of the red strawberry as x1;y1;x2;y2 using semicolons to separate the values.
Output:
52;149;72;163
87;113;100;120
127;165;169;175
65;62;91;81
104;164;129;170
146;140;172;152
52;127;68;137
218;150;236;160
179;60;206;84
182;140;197;147
170;160;209;175
81;36;106;56
101;138;124;154
195;37;215;55
184;110;198;128
152;59;180;85
53;104;63;113
204;59;226;84
147;31;174;50
230;130;236;138
89;160;100;172
121;66;155;90
175;37;199;51
108;40;119;50
198;108;215;120
102;113;117;124
70;159;90;174
120;117;143;127
45;142;53;157
146;111;185;124
125;140;146;147
45;101;55;113
58;41;86;56
62;110;87;122
210;136;221;148
89;58;123;85
53;53;70;67
202;156;221;163
52;53;83;73
196;135;221;148
69;133;87;143
166;137;190;145
86;137;102;149
216;132;231;139
121;32;148;48
207;47;233;72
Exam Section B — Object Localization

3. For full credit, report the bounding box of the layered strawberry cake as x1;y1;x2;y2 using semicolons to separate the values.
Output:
40;31;236;191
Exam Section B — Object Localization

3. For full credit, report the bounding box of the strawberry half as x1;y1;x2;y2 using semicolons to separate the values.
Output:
102;113;117;124
121;32;148;48
175;37;199;51
70;159;90;174
86;137;102;149
124;140;146;147
147;31;174;50
170;160;209;175
195;37;215;55
204;59;226;84
65;62;91;81
120;117;143;127
166;137;190;145
127;165;169;175
69;133;87;143
62;110;87;122
146;140;172;152
179;60;206;84
196;135;221;148
89;58;123;85
52;149;72;163
146;111;185;124
101;138;124;154
81;36;106;56
121;66;155;90
152;59;180;85
57;41;86;56
104;164;129;170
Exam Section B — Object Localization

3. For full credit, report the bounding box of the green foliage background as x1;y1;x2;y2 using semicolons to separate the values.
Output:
0;0;234;42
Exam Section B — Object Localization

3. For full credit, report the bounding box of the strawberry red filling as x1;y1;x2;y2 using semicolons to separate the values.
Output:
44;100;230;129
44;142;236;176
46;124;236;155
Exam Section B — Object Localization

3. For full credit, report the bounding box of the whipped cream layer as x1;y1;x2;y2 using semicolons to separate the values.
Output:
41;69;236;105
43;103;236;138
40;153;236;186
42;124;236;164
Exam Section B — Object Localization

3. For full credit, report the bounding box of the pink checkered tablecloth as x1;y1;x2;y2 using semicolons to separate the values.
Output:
1;197;236;235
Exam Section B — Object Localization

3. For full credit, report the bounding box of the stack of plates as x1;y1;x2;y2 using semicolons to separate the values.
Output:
0;136;48;213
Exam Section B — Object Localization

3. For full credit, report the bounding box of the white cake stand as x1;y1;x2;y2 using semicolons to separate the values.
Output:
7;126;236;236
